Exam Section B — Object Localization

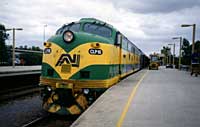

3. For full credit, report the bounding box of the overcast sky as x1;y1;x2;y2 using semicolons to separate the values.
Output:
1;0;200;56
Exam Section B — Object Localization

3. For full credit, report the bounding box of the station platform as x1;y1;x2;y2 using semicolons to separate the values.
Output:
0;65;41;77
71;67;200;127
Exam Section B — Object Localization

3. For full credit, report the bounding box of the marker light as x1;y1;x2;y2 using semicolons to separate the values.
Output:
47;86;52;91
83;89;90;94
44;48;51;54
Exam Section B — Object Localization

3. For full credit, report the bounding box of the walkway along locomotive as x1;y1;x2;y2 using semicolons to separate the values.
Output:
39;18;148;115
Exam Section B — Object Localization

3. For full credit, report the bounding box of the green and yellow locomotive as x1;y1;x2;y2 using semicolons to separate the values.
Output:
40;18;145;115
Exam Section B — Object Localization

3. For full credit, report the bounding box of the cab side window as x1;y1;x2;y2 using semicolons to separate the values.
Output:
69;23;80;32
115;33;121;46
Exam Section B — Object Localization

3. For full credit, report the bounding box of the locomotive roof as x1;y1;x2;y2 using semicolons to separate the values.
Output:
79;18;117;31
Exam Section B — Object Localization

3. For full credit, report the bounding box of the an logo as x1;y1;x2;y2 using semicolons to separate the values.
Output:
56;54;80;67
88;49;103;55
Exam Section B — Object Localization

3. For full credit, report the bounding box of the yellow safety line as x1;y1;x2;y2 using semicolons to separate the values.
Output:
116;71;148;127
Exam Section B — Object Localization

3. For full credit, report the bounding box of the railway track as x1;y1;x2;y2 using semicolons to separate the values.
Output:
21;115;49;127
0;85;42;102
21;114;76;127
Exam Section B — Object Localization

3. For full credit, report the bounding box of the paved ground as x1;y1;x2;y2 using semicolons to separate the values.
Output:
0;65;41;73
0;65;41;77
71;67;200;127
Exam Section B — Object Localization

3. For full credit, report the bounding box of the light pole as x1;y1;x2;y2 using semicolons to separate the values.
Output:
181;24;196;54
168;43;175;67
172;37;182;70
43;24;47;42
6;28;23;68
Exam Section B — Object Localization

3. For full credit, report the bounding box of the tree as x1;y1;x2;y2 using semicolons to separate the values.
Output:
161;46;171;65
161;46;171;56
24;45;28;50
182;38;191;56
182;38;191;65
0;23;9;65
194;40;200;53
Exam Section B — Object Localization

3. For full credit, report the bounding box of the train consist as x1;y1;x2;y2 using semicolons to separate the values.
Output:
39;18;149;115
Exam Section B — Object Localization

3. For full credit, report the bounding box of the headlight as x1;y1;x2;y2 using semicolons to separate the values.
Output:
47;86;52;91
63;30;74;43
83;89;90;94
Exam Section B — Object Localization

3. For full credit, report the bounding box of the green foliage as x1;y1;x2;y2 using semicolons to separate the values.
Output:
161;46;171;56
0;24;9;65
161;46;171;65
195;41;200;53
181;38;191;65
182;38;190;48
16;45;42;51
31;46;41;51
181;38;200;65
